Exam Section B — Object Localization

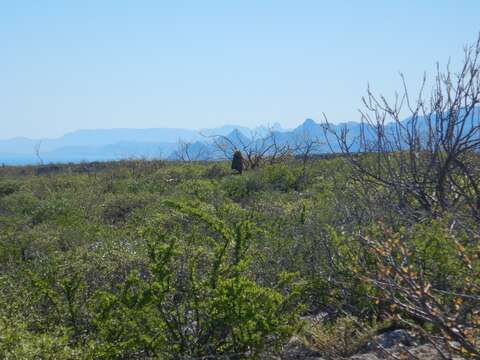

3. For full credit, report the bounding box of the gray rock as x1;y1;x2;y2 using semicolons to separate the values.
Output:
300;312;328;325
349;354;382;360
280;336;324;360
362;329;416;352
406;344;464;360
350;343;465;360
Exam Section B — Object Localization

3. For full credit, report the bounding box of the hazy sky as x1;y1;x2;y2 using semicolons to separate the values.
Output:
1;1;479;139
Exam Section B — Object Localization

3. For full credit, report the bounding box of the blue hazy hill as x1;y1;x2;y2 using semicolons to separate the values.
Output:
1;112;478;165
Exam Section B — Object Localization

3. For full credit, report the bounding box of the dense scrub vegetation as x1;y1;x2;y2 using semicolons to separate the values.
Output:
0;154;478;359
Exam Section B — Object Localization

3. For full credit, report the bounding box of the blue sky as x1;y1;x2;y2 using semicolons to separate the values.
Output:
1;1;479;139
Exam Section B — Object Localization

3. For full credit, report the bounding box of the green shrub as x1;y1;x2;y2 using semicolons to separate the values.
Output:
260;164;298;192
93;202;298;358
0;180;21;197
101;193;150;224
0;319;83;360
176;179;219;202
0;191;39;216
31;197;77;225
203;163;230;179
222;174;263;201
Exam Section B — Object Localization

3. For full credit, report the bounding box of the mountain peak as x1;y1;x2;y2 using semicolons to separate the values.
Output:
271;122;283;131
293;118;319;133
302;118;317;126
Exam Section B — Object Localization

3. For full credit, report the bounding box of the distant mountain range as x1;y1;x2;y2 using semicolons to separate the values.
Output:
1;112;478;165
0;122;287;165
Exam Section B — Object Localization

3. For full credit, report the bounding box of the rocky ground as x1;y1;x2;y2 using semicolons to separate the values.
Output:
276;318;465;360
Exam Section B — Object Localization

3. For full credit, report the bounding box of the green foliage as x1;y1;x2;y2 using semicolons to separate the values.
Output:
92;202;297;358
0;319;83;360
31;196;78;225
222;173;263;201
0;180;21;197
0;190;39;216
0;157;478;358
101;193;150;224
259;164;298;192
176;179;219;203
203;162;230;179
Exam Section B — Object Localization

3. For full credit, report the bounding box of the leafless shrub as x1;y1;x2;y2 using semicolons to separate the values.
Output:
292;129;324;175
34;141;43;165
324;34;480;222
209;128;291;170
174;139;212;162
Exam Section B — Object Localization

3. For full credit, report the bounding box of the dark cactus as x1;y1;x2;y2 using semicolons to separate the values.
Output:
231;150;244;174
